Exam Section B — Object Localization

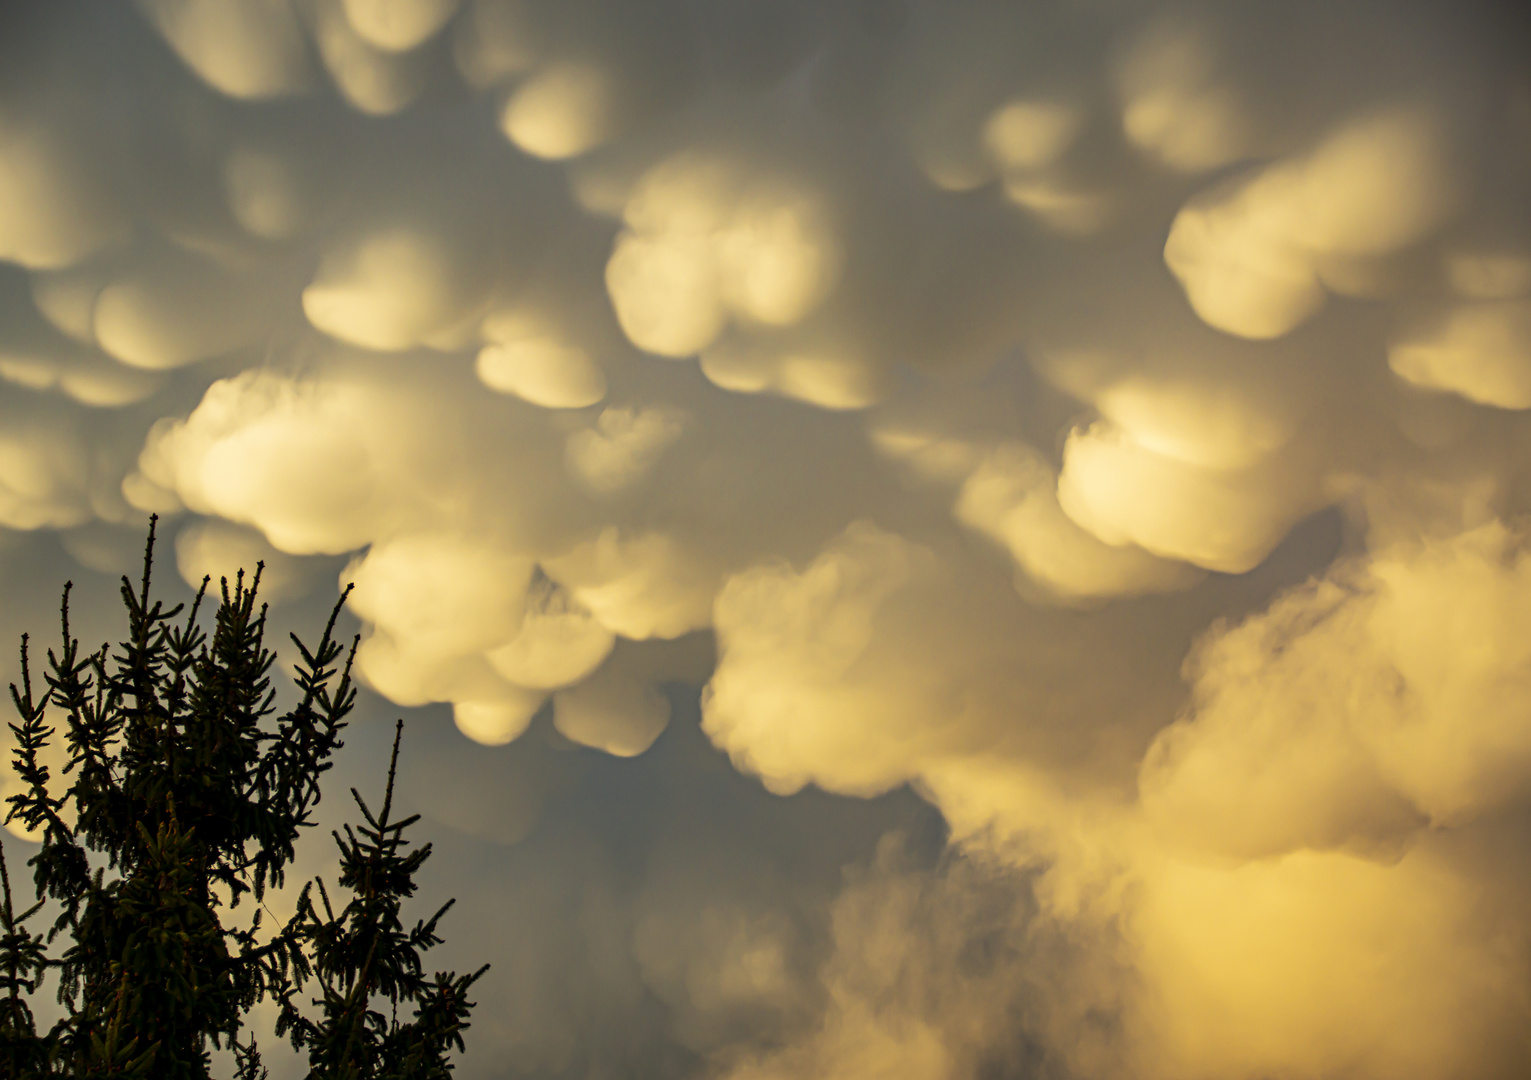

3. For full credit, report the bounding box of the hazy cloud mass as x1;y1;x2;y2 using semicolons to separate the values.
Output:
2;0;1531;1076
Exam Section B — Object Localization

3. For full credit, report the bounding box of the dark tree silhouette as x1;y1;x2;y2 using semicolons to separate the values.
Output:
279;722;487;1080
0;517;486;1079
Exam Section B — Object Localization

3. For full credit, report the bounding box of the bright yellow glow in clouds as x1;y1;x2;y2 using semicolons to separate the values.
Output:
1;1;1530;1078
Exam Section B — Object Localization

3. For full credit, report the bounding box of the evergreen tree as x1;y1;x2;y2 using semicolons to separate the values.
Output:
279;721;487;1080
0;833;52;1076
0;517;487;1078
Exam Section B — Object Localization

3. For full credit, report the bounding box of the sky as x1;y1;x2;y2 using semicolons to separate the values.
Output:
1;0;1531;1077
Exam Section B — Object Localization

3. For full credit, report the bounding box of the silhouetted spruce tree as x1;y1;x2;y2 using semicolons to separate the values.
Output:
0;839;52;1076
278;721;487;1080
0;517;487;1079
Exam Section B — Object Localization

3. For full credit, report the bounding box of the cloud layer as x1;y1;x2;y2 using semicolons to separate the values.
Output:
2;0;1531;1077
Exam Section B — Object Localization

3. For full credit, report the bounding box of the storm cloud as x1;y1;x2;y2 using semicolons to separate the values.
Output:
3;0;1531;1077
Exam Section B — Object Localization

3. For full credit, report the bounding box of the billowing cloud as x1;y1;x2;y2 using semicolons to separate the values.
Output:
2;1;1531;1078
1165;106;1467;340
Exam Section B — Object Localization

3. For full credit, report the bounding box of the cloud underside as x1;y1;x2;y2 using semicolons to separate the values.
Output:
2;0;1531;1077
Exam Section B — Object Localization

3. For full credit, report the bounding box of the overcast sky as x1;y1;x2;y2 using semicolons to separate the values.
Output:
2;0;1531;1077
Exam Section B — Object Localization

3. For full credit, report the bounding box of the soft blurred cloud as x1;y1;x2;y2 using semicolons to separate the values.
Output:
175;516;329;602
0;115;127;270
137;0;313;100
952;441;1204;605
606;152;844;359
1;0;1531;1077
1165;106;1467;340
1145;522;1531;853
1391;299;1531;409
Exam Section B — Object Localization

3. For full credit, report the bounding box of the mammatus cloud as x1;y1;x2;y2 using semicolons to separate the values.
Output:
2;0;1531;1077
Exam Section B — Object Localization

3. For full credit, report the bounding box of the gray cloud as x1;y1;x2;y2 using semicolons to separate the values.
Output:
2;0;1531;1077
